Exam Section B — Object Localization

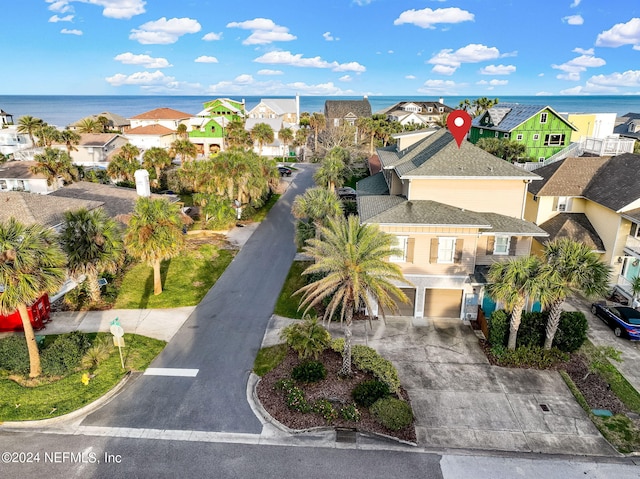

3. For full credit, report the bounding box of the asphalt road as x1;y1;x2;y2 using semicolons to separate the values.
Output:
81;165;316;433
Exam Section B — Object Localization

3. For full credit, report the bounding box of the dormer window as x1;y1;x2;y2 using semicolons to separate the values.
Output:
540;112;548;124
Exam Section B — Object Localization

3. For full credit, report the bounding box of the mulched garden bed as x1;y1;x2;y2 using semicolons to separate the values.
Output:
256;348;417;443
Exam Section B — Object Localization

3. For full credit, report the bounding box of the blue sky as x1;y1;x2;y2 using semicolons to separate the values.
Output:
3;0;640;96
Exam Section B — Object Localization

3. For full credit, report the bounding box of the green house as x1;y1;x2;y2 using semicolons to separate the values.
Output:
189;98;245;155
469;104;577;161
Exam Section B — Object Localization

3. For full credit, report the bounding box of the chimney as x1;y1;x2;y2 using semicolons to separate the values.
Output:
439;97;444;104
134;169;150;197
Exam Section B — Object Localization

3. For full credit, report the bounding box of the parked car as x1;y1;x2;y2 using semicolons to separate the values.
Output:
591;302;640;340
336;186;356;200
278;166;292;177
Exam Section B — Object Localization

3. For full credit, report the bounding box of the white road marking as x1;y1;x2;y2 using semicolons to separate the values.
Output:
143;368;199;377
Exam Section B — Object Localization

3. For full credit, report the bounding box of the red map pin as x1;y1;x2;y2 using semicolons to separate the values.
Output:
447;110;472;148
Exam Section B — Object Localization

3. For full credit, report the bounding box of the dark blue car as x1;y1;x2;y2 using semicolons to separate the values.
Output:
591;303;640;340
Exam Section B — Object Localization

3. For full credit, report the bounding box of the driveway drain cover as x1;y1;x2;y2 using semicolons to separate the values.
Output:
539;404;550;412
336;428;357;443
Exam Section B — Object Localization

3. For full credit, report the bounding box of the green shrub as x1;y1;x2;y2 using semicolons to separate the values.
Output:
516;311;547;348
312;399;338;423
0;336;30;374
275;378;295;391
285;386;310;413
554;311;588;353
291;360;327;383
81;337;113;370
330;339;401;393
352;379;390;407
488;310;509;347
280;317;331;360
370;397;414;431
340;403;361;422
493;345;568;369
41;332;92;376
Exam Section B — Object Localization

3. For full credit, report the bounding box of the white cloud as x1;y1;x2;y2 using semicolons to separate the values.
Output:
477;79;508;86
418;79;459;94
339;75;352;82
573;47;594;55
428;43;502;74
570;0;581;7
480;64;516;75
563;15;583;25
394;7;474;29
202;32;222;41
559;86;585;95
257;69;283;75
405;75;416;80
47;0;145;19
538;73;545;77
234;74;254;84
254;51;365;72
106;70;174;86
596;18;640;48
352;0;373;5
206;78;354;96
227;18;296;45
588;70;640;88
194;56;218;63
61;28;82;35
552;53;605;80
535;91;554;95
49;14;73;22
130;17;201;45
114;52;171;68
323;32;338;41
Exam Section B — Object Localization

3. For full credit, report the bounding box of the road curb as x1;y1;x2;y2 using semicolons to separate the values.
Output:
0;371;136;430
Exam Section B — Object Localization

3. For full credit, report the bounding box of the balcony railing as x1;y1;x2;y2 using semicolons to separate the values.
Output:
617;275;634;297
624;235;640;256
580;136;636;156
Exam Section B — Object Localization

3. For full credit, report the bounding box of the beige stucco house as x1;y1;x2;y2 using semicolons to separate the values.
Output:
524;153;640;304
56;133;129;168
357;128;546;319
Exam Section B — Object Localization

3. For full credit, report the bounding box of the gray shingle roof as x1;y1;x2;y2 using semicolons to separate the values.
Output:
539;213;605;251
356;172;389;196
0;191;103;228
383;128;541;179
583;153;640;211
471;103;577;132
375;101;454;115
324;98;371;119
475;212;548;236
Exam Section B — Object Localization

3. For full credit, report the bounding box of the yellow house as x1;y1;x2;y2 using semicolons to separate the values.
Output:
524;154;640;304
357;128;547;319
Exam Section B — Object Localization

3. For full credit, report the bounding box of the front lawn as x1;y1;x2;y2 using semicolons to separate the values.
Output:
113;244;234;309
0;333;165;422
274;261;312;319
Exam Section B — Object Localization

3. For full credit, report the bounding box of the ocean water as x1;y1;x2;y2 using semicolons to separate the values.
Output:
1;94;639;128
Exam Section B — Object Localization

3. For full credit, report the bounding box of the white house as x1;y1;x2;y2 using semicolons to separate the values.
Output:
0;161;58;194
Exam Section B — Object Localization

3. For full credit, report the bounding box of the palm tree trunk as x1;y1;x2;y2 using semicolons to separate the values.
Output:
544;299;564;350
507;298;526;350
340;306;354;376
153;259;163;295
87;271;102;303
18;303;41;378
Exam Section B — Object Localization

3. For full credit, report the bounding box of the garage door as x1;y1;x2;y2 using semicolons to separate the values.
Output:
424;289;462;318
383;288;415;316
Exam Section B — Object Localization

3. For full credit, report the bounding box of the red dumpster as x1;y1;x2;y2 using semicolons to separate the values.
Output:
0;294;51;332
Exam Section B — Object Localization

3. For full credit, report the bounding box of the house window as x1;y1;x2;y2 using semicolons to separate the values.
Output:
439;107;444;112
389;236;408;262
438;237;456;264
533;134;540;141
544;134;565;146
494;132;499;138
479;129;483;134
538;157;545;162
0;180;6;190
555;196;572;212
503;133;509;138
428;107;433;113
516;134;523;141
333;118;340;127
494;236;511;255
540;112;548;124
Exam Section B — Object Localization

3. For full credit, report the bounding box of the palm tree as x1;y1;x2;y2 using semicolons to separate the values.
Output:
30;147;79;186
58;129;81;156
96;115;110;133
60;208;124;303
17;115;44;146
124;197;185;295
631;275;640;308
226;119;252;149
296;215;410;375
176;123;188;139
292;187;343;238
487;255;550;350
0;219;66;377
193;193;235;227
309;112;326;152
278;127;294;157
251;122;275;155
142;147;172;188
357;117;376;155
76;118;101;134
314;150;347;192
170;138;197;163
542;239;610;349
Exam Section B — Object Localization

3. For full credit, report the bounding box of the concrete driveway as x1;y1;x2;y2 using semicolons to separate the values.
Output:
318;315;616;456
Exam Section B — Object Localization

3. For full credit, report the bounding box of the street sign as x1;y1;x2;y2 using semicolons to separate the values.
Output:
110;324;124;338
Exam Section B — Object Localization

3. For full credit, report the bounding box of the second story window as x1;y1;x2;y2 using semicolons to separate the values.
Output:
438;237;456;264
555;196;572;212
494;236;510;255
389;236;408;262
540;112;548;124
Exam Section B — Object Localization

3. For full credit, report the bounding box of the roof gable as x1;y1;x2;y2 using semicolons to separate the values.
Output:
131;107;193;120
324;99;372;119
125;124;175;136
472;104;577;132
